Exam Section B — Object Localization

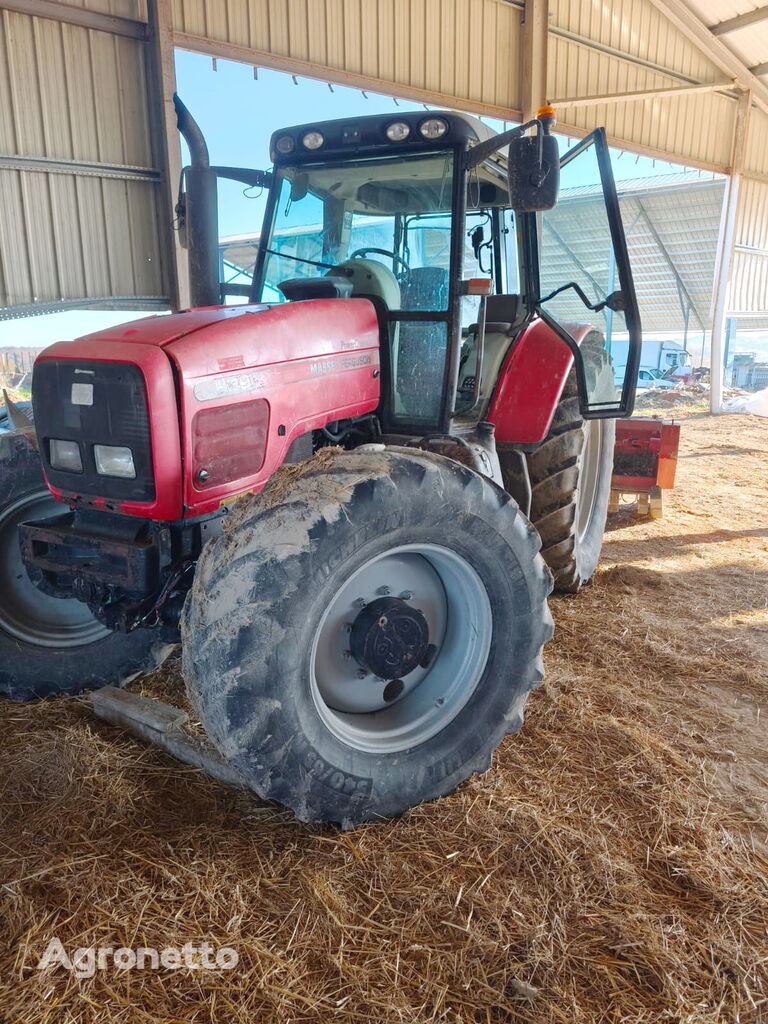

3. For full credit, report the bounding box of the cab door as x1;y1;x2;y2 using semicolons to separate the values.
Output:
532;128;642;417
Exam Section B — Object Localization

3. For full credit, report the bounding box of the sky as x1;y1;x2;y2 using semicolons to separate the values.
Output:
2;48;760;364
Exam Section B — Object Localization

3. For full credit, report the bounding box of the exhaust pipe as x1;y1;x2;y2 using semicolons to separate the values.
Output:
174;94;220;309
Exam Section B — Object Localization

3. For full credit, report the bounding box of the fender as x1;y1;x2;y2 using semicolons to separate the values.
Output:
488;316;595;445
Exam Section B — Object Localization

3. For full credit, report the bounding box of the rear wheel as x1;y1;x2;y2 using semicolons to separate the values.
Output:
182;448;554;825
0;431;159;701
515;336;616;593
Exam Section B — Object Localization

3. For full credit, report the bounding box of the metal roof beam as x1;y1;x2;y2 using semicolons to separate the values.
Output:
553;81;735;108
710;6;768;35
540;221;605;303
648;0;768;116
549;25;701;84
0;0;147;39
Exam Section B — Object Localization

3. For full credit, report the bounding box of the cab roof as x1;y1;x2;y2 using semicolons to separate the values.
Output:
270;109;498;165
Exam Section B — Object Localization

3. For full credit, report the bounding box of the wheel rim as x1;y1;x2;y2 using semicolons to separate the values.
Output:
310;543;493;754
575;420;604;543
0;489;109;647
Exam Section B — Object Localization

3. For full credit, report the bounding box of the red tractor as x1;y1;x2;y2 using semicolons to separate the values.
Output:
0;101;640;823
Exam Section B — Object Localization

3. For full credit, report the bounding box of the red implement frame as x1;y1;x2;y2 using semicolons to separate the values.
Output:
610;417;681;518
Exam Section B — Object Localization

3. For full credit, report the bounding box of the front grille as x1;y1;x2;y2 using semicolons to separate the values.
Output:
34;359;155;503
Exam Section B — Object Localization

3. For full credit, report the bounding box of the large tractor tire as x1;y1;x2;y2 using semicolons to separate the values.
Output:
513;334;616;593
0;430;159;701
182;448;554;825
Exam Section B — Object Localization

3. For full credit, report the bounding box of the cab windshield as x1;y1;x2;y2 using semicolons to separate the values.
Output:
257;151;514;308
258;152;457;310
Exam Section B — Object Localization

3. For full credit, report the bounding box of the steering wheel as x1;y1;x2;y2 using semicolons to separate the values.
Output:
349;247;410;281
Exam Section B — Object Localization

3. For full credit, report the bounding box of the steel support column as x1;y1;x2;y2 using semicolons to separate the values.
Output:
520;0;548;123
148;0;187;310
710;90;751;414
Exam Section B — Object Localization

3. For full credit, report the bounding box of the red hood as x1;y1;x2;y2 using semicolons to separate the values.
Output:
75;304;271;349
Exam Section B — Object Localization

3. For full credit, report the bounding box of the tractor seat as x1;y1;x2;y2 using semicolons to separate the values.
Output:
325;259;401;311
401;267;449;311
459;294;527;411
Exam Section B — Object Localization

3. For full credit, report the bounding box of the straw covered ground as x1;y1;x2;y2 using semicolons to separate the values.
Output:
1;410;767;1023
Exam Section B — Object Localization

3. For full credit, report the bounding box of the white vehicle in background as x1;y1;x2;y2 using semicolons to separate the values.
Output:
636;368;678;390
612;338;692;385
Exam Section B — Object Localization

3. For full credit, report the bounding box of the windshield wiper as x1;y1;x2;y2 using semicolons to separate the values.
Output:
263;248;337;270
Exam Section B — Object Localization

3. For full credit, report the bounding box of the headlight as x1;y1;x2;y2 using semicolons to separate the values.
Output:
386;121;411;142
94;444;136;479
419;117;449;140
302;131;324;150
49;439;82;473
274;134;295;154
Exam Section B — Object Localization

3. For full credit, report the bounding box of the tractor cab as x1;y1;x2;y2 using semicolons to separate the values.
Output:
235;108;641;435
252;112;515;433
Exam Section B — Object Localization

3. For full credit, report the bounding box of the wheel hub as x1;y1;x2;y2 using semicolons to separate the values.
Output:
310;544;492;750
350;596;429;680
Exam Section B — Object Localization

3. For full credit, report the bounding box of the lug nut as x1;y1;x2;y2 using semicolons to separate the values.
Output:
356;669;367;679
343;649;353;659
377;585;391;595
399;591;412;600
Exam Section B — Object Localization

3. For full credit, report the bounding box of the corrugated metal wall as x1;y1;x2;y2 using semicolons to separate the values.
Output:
728;105;768;318
0;2;171;314
172;0;523;117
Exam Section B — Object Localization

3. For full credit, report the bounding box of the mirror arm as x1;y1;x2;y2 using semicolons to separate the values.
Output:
538;281;623;313
464;118;542;169
211;166;273;189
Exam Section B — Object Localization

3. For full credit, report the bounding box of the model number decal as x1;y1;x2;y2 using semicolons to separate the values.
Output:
194;372;267;402
195;353;374;402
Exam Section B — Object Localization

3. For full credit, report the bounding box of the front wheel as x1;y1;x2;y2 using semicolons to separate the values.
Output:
182;448;554;825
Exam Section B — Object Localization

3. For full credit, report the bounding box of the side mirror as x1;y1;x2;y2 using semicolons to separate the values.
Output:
508;132;559;213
